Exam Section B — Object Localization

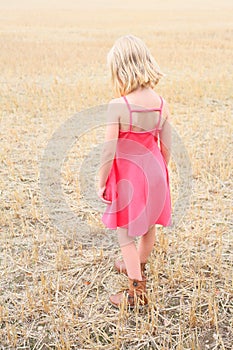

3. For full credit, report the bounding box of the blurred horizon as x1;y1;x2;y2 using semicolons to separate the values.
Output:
0;0;233;10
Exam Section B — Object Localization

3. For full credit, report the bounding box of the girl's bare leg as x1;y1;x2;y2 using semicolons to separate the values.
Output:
137;225;156;263
117;227;142;280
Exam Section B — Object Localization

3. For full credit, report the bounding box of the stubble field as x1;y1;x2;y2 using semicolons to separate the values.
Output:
0;0;232;349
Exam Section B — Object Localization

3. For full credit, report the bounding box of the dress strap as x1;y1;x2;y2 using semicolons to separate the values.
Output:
123;96;133;131
160;96;164;111
155;96;163;129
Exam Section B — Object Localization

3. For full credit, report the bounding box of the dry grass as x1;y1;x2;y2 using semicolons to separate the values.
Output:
0;0;233;349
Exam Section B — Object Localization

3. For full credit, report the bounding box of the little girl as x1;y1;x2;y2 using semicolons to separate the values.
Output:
98;35;172;308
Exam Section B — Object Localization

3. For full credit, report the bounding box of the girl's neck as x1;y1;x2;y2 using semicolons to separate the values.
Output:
127;86;155;97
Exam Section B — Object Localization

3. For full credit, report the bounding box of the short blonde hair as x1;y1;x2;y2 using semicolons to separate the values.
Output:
107;35;164;96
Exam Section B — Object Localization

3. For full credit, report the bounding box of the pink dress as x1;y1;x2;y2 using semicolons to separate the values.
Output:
102;95;171;237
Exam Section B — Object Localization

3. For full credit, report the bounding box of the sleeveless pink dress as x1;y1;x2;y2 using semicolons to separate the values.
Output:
102;95;171;237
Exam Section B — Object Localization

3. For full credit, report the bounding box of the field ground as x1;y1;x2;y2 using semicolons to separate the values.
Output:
0;0;232;349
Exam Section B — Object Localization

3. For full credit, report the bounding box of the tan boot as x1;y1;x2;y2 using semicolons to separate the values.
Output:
114;259;146;277
109;277;148;309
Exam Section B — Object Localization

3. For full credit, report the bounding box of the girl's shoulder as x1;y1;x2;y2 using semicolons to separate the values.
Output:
107;97;126;113
107;97;126;122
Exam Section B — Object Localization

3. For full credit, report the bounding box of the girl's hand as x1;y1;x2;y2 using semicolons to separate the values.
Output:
98;186;112;204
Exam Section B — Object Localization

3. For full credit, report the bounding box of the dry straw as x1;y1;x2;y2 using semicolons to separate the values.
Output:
0;1;232;349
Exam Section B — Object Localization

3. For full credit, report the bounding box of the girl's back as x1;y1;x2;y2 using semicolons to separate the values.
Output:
114;87;166;133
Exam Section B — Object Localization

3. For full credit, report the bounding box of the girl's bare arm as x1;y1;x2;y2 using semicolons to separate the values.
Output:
99;100;119;189
159;101;172;165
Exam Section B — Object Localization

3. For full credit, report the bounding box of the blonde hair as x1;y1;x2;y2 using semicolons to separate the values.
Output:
107;35;164;96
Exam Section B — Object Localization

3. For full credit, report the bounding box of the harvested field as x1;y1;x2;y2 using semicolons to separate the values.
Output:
0;0;232;349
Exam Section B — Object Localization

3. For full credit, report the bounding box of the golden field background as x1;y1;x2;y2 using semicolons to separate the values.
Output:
0;0;232;349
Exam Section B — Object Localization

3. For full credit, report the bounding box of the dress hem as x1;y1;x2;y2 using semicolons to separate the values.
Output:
102;218;172;237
